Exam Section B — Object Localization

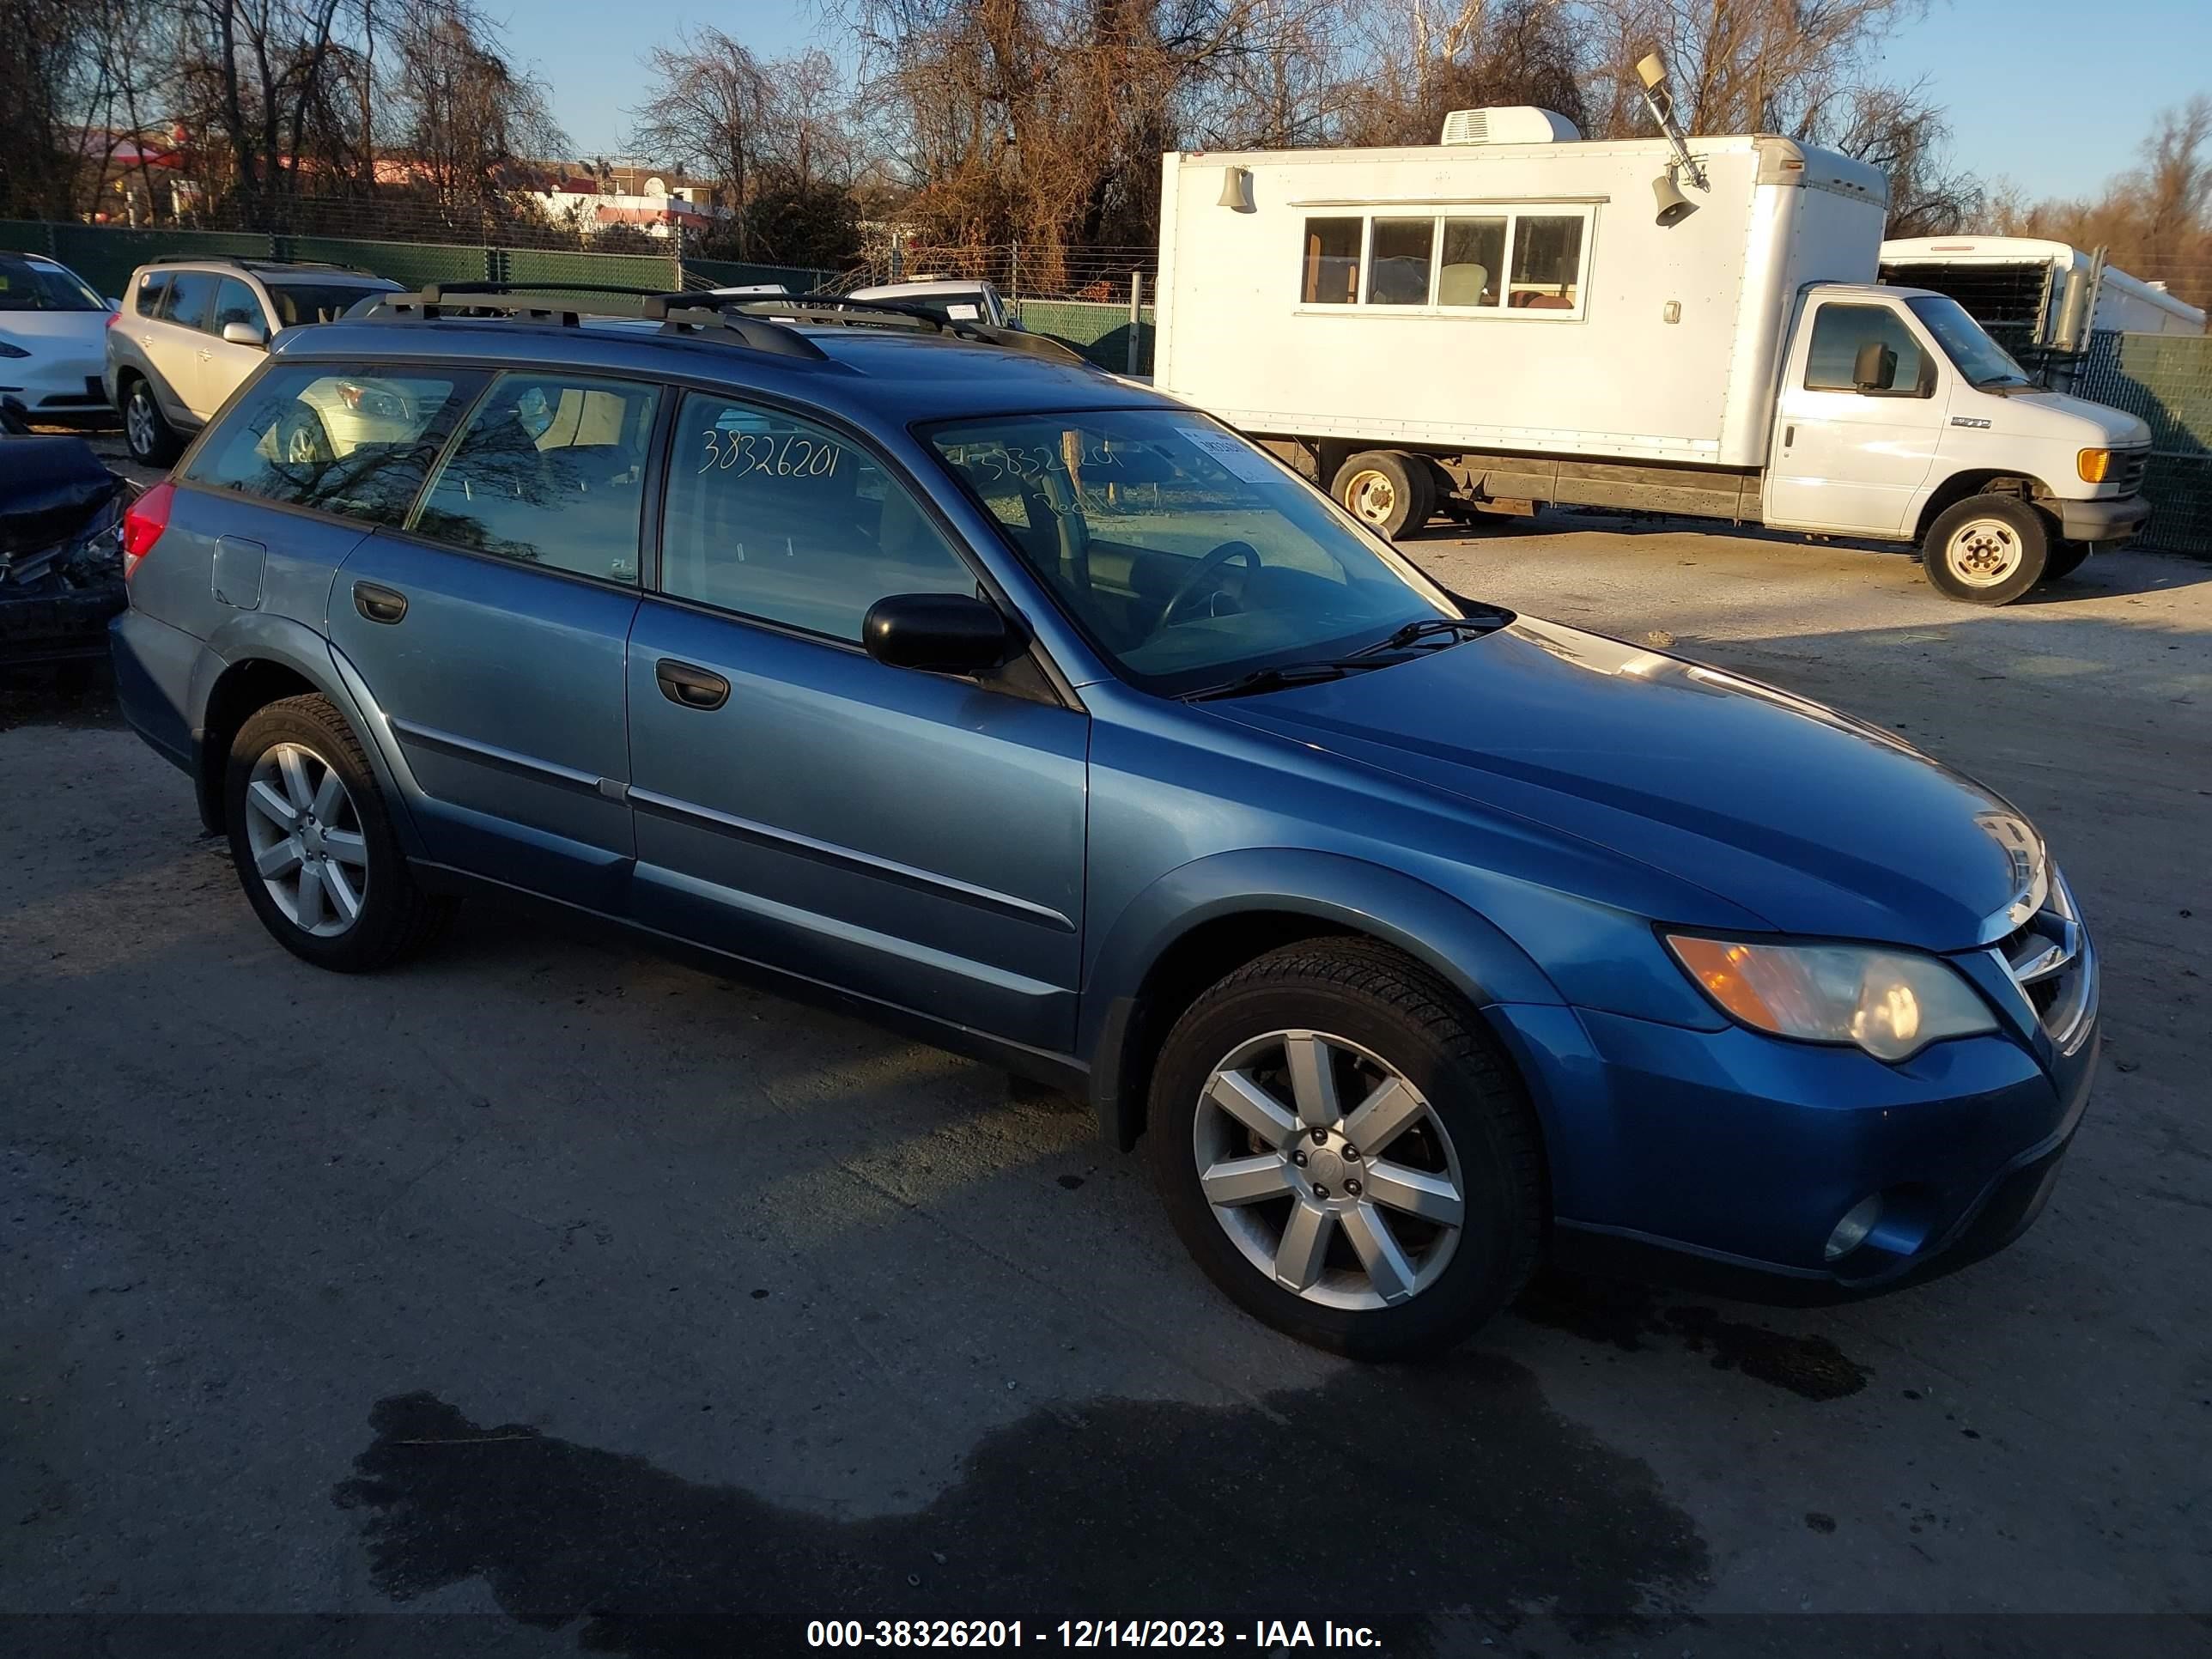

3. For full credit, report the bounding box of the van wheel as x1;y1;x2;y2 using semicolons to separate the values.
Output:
224;694;453;973
1923;495;2048;604
122;376;182;466
1334;451;1433;539
2040;543;2091;583
1145;939;1544;1359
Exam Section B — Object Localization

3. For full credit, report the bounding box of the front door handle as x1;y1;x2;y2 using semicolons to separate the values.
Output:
1784;423;1796;447
352;580;408;624
655;659;730;711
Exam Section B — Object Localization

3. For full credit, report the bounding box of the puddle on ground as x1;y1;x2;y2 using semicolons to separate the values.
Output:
337;1355;1708;1655
1516;1271;1872;1401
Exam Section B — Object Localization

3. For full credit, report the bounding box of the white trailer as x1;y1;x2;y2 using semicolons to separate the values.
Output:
1154;110;2156;604
1879;236;2206;356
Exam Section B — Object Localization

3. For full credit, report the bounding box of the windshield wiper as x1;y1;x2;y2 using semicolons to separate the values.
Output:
1347;615;1504;659
1186;659;1388;701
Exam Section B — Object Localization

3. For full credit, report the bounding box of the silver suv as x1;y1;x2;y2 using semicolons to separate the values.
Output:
105;258;401;465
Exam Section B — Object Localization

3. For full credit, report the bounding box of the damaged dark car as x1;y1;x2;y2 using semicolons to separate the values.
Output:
0;426;131;669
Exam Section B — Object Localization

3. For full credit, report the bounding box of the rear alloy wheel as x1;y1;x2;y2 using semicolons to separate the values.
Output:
1334;450;1433;540
122;377;182;466
225;694;452;971
1146;940;1543;1358
1923;494;2048;605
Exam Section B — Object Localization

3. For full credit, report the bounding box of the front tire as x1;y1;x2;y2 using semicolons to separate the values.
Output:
2040;542;2092;583
224;694;452;972
1923;495;2049;604
122;375;182;467
1145;940;1544;1359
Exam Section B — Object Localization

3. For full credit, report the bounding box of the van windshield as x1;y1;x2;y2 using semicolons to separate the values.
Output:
1906;295;2033;389
926;410;1465;695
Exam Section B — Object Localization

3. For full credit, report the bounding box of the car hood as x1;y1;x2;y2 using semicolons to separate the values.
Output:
0;311;107;351
1206;617;2042;951
1986;386;2152;447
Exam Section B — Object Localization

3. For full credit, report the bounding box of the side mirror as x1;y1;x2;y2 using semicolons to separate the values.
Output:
862;592;1012;675
1852;338;1898;392
221;320;267;348
106;296;121;312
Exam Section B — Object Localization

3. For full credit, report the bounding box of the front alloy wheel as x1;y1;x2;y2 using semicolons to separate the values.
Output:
1196;1030;1464;1309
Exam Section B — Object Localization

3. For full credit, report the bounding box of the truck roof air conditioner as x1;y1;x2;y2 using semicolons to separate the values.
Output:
1439;107;1582;147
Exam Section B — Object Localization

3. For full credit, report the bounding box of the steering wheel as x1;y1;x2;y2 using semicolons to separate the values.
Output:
1159;540;1261;629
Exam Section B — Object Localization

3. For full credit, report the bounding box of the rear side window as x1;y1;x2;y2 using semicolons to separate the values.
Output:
411;372;659;585
660;392;977;640
159;270;216;331
1300;218;1362;305
184;362;486;525
134;270;170;316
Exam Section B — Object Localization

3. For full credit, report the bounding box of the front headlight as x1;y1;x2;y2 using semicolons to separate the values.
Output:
0;340;30;360
1665;935;1996;1061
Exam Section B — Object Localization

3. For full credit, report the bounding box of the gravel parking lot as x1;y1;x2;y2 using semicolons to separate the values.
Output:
3;502;2209;1657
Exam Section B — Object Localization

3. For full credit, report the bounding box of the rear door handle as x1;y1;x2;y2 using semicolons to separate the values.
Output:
655;658;730;711
352;580;408;624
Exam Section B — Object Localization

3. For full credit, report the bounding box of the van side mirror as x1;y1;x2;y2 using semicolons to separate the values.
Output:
1852;338;1898;392
221;320;267;348
862;592;1012;675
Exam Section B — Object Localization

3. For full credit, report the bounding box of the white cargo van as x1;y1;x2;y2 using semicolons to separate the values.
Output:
1154;112;2154;603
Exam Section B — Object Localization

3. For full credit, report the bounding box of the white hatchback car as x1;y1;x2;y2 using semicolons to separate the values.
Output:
104;258;402;465
0;252;117;423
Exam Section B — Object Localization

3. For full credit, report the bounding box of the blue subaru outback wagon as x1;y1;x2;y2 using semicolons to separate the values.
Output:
110;288;2098;1358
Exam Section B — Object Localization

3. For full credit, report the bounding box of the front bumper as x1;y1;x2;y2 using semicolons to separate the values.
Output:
1489;995;2098;1302
2055;492;2149;544
0;353;112;416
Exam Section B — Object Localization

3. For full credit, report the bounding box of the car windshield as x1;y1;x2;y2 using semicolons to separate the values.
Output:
927;409;1464;694
0;259;102;312
1905;294;2032;388
265;283;390;327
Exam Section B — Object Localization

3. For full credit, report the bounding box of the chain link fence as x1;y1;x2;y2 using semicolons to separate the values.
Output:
2076;329;2212;557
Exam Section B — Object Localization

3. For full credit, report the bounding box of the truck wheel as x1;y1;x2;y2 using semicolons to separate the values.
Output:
1334;451;1432;539
1923;495;2048;605
2040;543;2091;583
1144;939;1544;1359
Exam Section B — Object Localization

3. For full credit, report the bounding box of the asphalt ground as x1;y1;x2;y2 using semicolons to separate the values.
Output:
3;459;2209;1657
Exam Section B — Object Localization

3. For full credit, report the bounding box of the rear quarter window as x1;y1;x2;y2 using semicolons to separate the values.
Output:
184;362;488;525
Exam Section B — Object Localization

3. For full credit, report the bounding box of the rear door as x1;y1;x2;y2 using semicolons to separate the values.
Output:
329;368;665;911
624;391;1089;1050
144;269;216;422
1766;300;1947;535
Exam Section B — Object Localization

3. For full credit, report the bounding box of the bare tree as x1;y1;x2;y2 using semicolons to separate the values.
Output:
389;0;566;227
629;27;775;254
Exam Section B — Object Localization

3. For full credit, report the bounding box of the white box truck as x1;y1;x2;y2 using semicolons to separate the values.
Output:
1878;235;2206;364
1154;110;2155;603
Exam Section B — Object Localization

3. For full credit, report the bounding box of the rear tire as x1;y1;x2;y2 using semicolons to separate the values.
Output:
121;375;183;466
1145;939;1544;1359
224;694;453;973
1923;495;2049;605
1334;450;1433;539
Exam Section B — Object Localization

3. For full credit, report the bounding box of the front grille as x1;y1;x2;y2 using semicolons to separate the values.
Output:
1993;871;2095;1054
2112;450;2148;495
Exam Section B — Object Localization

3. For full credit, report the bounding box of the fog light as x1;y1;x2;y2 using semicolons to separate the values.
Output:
1826;1194;1886;1261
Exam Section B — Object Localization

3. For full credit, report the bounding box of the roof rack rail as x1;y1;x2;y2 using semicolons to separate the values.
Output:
371;283;829;362
145;254;377;276
723;296;1091;368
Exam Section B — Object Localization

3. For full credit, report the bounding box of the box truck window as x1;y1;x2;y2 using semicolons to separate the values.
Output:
1508;216;1584;310
1301;219;1362;304
1804;304;1932;396
1439;218;1505;307
1368;219;1436;305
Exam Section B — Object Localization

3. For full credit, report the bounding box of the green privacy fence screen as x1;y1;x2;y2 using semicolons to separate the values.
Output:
1013;298;1156;374
2076;330;2212;557
0;221;832;307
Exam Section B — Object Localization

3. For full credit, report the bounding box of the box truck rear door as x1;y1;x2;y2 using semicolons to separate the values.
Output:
1765;300;1943;537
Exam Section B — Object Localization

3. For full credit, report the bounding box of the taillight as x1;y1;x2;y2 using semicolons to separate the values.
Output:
105;308;124;328
121;480;174;580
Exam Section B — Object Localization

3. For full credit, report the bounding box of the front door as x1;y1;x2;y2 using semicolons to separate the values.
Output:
1766;299;1947;535
330;368;665;911
196;277;271;416
625;392;1089;1053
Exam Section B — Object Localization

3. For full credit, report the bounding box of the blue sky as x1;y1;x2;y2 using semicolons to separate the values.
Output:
522;0;2210;203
